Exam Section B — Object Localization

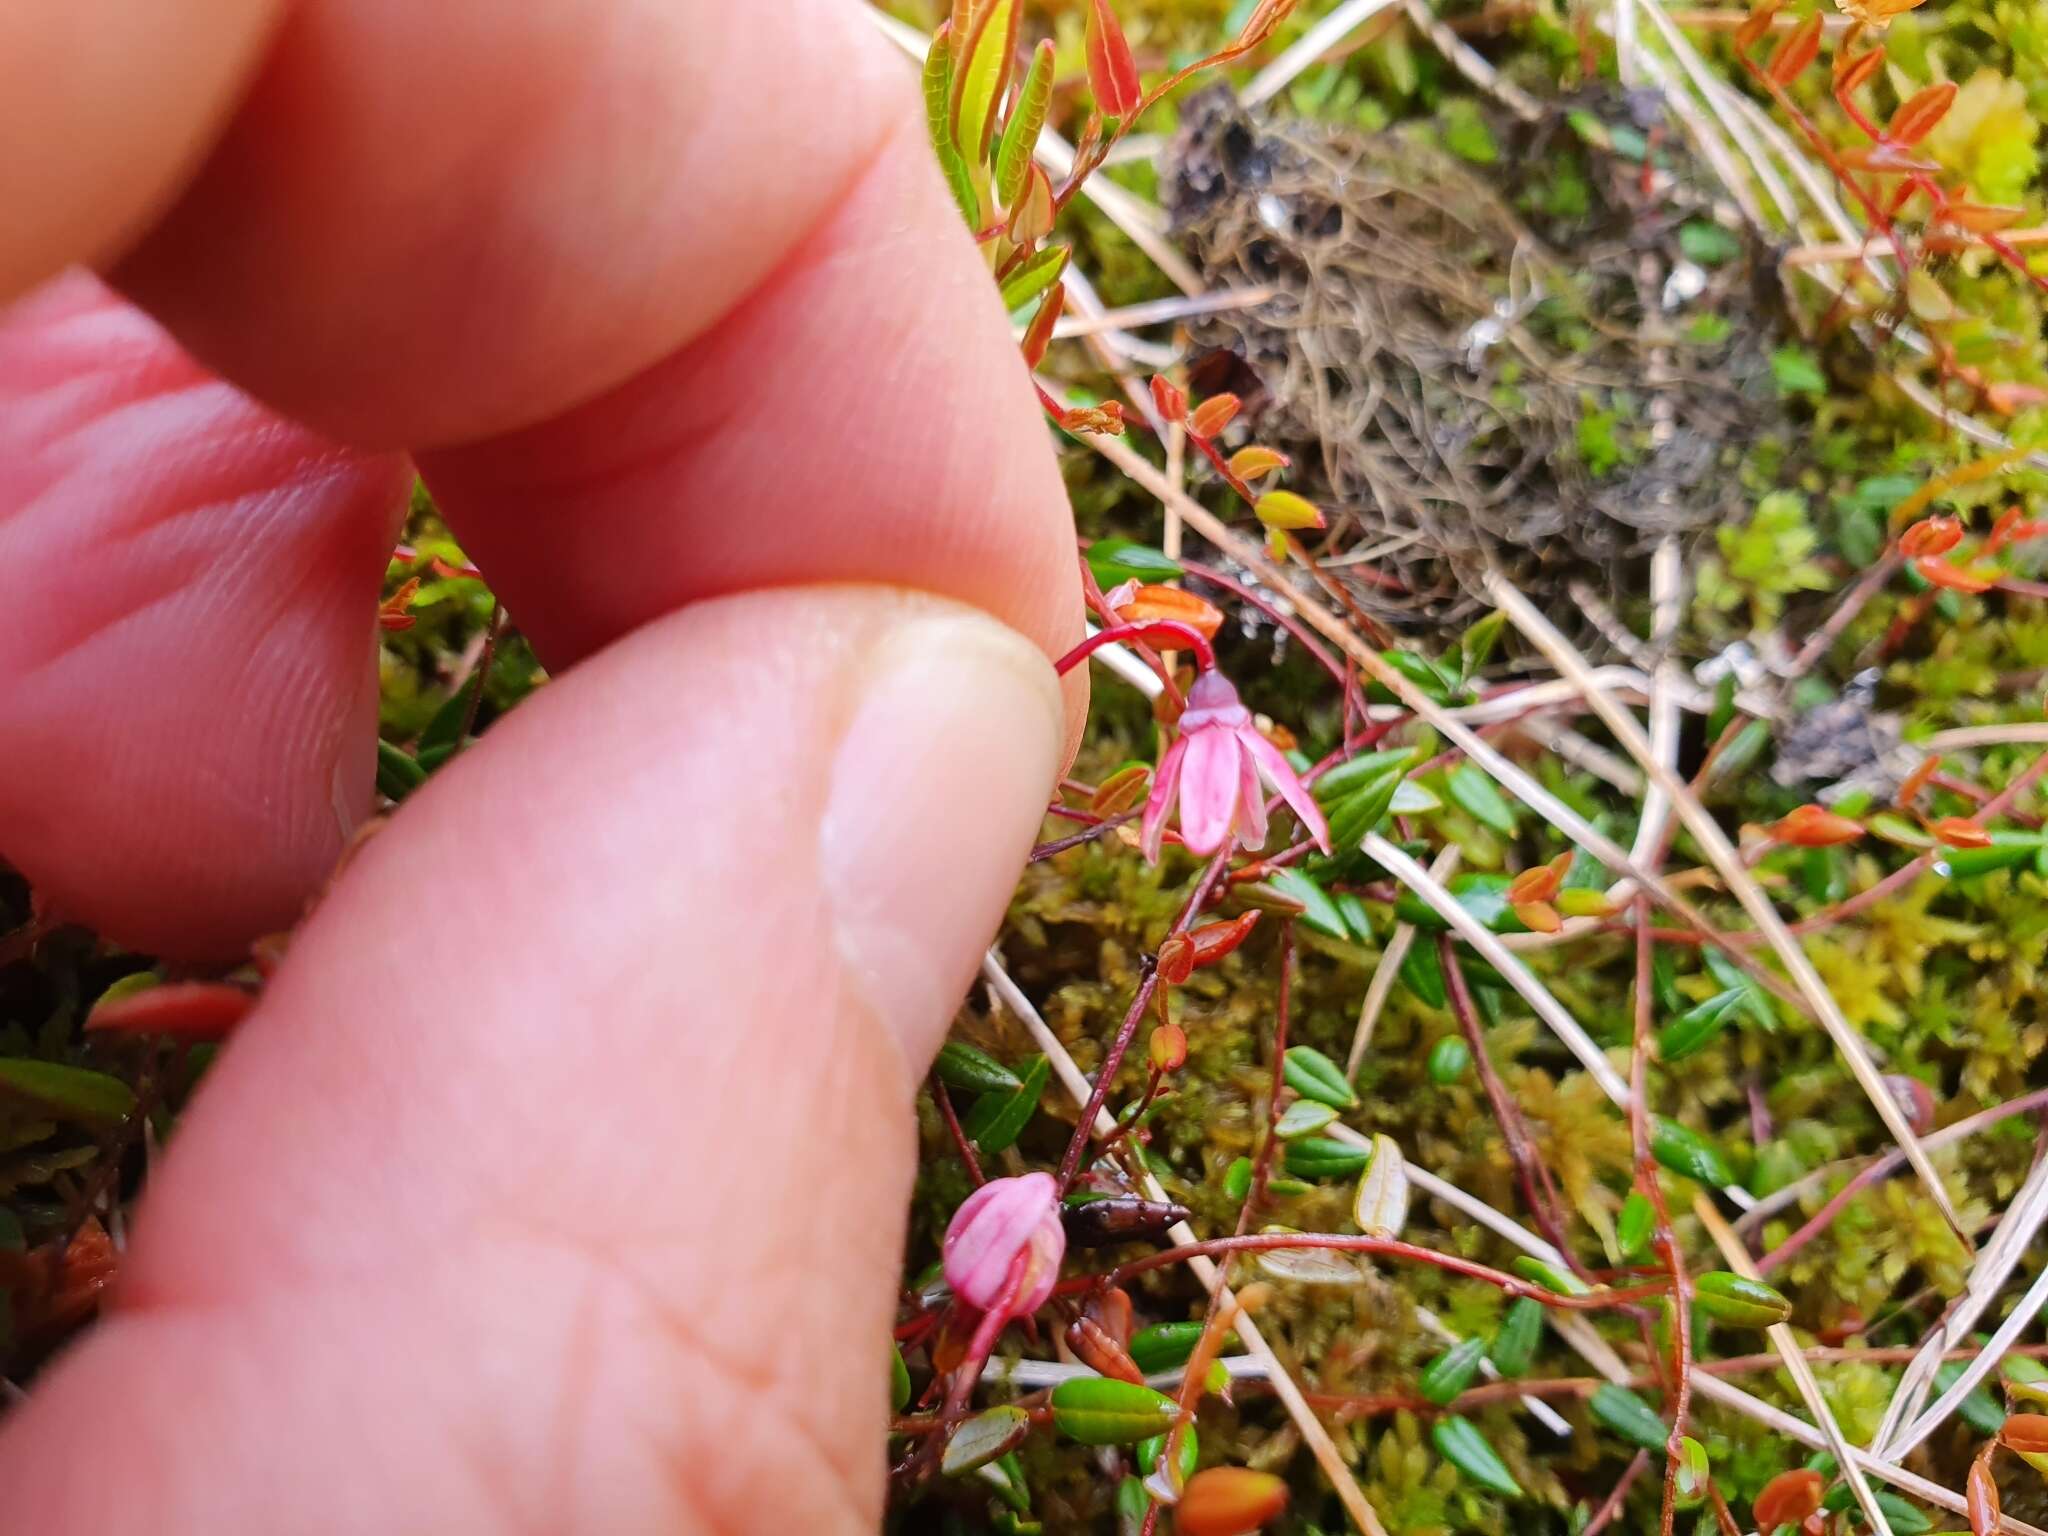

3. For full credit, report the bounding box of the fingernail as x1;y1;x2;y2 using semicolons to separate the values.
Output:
822;609;1063;1075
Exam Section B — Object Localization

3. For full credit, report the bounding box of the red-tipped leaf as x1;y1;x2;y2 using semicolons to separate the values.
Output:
1085;0;1143;119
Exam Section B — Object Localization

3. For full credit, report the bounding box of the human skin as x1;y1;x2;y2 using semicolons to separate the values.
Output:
0;1;1084;1528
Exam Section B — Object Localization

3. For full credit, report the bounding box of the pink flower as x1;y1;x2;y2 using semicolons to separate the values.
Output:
1141;670;1332;862
943;1172;1065;1316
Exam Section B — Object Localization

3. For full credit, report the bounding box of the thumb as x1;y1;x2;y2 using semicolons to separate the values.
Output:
0;585;1061;1532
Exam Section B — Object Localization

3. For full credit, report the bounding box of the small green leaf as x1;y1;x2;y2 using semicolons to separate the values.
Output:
1254;1225;1364;1286
950;0;1020;164
1692;1272;1792;1328
1282;1046;1358;1109
1400;940;1448;1008
1389;780;1442;814
1313;749;1415;850
1427;1036;1471;1084
1223;1155;1254;1201
1709;718;1773;781
1770;345;1828;396
1650;1117;1733;1187
924;33;981;226
945;1405;1032;1474
1419;1337;1487;1404
1130;1320;1214;1374
889;1343;912;1413
1656;988;1746;1062
90;970;160;1015
1116;1475;1148;1526
1489;1298;1544;1377
1511;1255;1592;1297
1707;673;1738;742
1440;97;1499;163
1590;1383;1669;1451
963;1055;1049;1154
1703;947;1776;1030
1679;220;1743;266
1395;872;1520;933
1282;1137;1371;1180
994;38;1054;209
1617;1191;1655;1261
376;739;427;801
1650;946;1683;1015
1275;1099;1339;1139
1820;1482;1933;1533
1459;608;1508;679
1085;538;1183;587
1050;1378;1179;1445
935;1041;1023;1096
1447;763;1519;836
1933;1360;2006;1435
1000;244;1069;314
1365;648;1460;705
1353;1133;1410;1236
1433;1415;1523;1497
0;1059;135;1128
1941;828;2048;877
985;1450;1032;1516
1672;1436;1710;1507
419;674;482;760
1270;868;1351;942
1135;1425;1198;1483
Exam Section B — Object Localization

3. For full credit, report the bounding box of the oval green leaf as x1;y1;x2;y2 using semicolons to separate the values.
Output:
1427;1036;1471;1084
1616;1191;1655;1261
1433;1415;1523;1497
0;1059;136;1128
1049;1377;1179;1446
1282;1137;1371;1180
935;1040;1024;1096
1655;987;1746;1063
1419;1336;1487;1404
1692;1271;1792;1329
1275;1098;1338;1139
1281;1045;1357;1109
944;1405;1032;1474
1650;1117;1733;1188
1590;1382;1669;1451
1489;1298;1544;1377
964;1055;1050;1154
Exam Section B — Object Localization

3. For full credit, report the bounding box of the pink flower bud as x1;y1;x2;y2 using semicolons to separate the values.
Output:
943;1171;1066;1316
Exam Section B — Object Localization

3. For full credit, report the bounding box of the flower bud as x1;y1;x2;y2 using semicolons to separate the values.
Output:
943;1172;1066;1316
1150;1023;1189;1072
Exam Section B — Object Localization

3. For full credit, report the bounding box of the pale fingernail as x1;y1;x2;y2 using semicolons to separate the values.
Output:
821;609;1063;1075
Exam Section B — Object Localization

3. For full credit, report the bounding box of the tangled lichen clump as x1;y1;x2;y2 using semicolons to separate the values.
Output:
1158;85;1790;626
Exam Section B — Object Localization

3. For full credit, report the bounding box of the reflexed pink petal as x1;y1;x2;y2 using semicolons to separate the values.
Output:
1234;735;1268;851
1177;724;1244;854
1243;728;1331;853
1141;736;1189;863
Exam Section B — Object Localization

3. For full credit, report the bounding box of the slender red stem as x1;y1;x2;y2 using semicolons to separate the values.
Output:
930;1073;984;1186
1441;935;1581;1271
1055;620;1216;676
1053;853;1234;1193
